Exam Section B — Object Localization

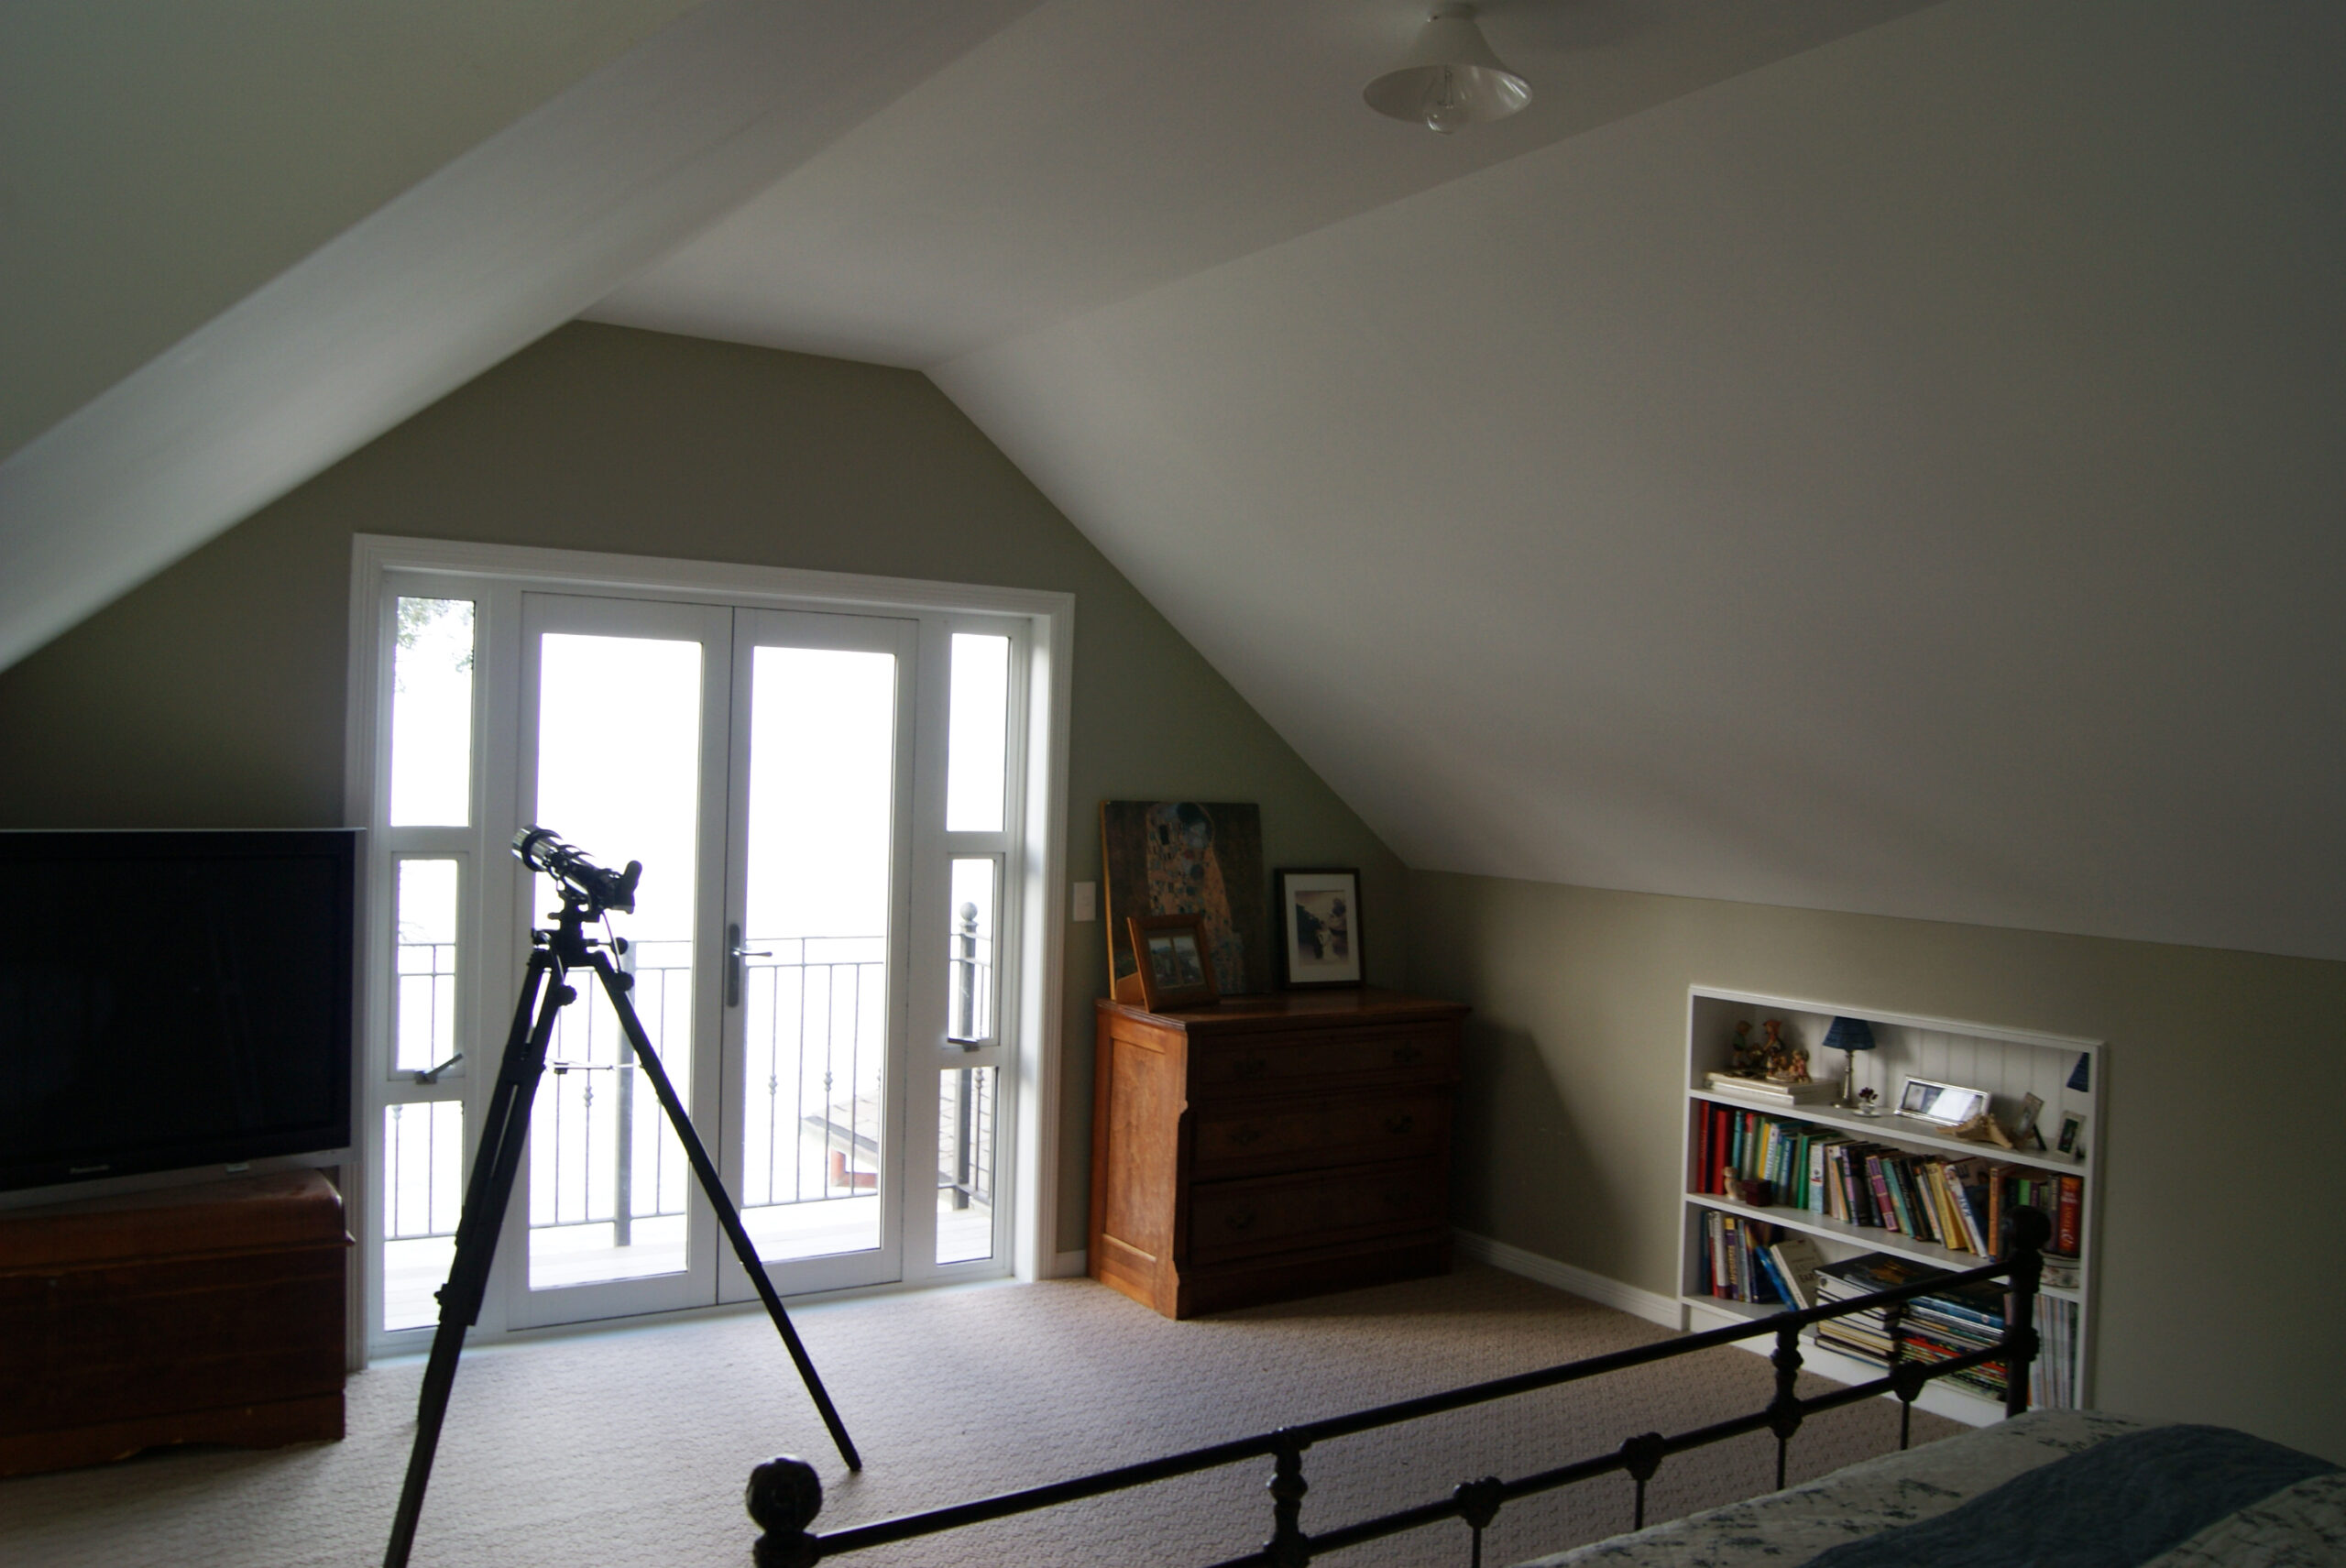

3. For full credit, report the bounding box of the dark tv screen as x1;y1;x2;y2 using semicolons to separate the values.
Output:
0;829;356;1192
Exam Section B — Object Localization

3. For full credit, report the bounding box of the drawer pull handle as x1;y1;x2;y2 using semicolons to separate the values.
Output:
1234;1056;1269;1078
1225;1210;1256;1232
1391;1044;1424;1066
1230;1125;1263;1146
1384;1114;1415;1135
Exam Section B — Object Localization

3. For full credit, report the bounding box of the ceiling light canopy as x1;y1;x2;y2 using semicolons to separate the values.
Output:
1363;4;1532;135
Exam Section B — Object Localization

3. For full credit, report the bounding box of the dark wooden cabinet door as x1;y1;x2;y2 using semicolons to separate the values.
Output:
1091;990;1466;1319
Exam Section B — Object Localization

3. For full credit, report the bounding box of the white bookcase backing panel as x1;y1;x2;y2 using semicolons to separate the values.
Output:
1680;987;2103;1427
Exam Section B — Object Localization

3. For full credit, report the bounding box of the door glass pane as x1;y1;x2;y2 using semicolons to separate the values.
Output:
383;1100;464;1331
945;633;1010;832
936;1066;996;1264
528;633;702;1288
389;598;475;826
739;646;896;1263
393;858;459;1074
946;857;997;1045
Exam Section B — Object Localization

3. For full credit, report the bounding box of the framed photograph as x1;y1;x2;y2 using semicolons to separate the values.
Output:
2056;1110;2088;1157
1126;913;1220;1013
2010;1091;2047;1149
1275;867;1363;989
1894;1075;1990;1128
1101;802;1266;1003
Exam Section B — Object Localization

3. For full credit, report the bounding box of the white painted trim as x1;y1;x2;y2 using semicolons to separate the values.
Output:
1453;1230;1683;1331
1685;985;2103;1055
351;534;1076;621
0;0;1041;674
1050;1248;1090;1279
346;535;1074;1358
1013;601;1074;1285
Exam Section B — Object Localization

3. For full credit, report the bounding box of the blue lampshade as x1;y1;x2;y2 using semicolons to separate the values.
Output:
1823;1016;1876;1054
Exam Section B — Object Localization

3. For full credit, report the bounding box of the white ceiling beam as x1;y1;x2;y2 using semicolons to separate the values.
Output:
0;0;1037;673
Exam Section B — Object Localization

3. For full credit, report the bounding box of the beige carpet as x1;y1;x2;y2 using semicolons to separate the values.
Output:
0;1265;1956;1567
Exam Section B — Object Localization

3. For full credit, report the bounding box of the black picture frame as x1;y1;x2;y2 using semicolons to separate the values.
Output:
1275;867;1364;989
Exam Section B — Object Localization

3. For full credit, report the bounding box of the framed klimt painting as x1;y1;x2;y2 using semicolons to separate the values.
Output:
1100;802;1266;1004
1276;867;1363;989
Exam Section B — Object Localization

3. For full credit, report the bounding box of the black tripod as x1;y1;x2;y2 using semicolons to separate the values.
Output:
384;829;860;1568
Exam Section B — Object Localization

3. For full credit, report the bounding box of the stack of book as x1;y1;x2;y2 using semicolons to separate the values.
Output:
1703;1070;1839;1109
2034;1295;2081;1409
1812;1253;2012;1400
1694;1104;2084;1263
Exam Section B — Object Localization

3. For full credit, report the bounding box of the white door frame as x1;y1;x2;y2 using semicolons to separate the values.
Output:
345;535;1074;1360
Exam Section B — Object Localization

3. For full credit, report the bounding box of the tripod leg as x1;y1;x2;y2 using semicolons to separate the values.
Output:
385;953;571;1568
590;952;862;1472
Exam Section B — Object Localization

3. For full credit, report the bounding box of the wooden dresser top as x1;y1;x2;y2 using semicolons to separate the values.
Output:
1097;986;1468;1036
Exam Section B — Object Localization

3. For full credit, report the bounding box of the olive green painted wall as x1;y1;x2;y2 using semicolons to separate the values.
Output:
0;321;1408;1253
1409;868;2343;1463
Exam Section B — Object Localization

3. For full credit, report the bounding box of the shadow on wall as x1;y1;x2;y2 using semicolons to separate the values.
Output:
1452;1019;1627;1267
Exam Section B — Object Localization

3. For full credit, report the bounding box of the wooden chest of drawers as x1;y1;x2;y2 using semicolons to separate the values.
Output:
1090;990;1468;1319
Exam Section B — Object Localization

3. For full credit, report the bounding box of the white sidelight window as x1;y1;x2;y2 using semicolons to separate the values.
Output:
346;540;1071;1355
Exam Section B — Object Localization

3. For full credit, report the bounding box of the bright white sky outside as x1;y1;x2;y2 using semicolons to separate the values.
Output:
389;600;474;826
747;646;895;941
386;604;1008;954
946;634;1008;832
536;633;704;944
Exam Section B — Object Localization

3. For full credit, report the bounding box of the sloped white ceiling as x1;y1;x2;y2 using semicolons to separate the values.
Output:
930;0;2346;960
8;0;2340;962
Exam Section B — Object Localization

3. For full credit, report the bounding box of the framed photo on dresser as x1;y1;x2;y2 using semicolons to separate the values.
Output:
1276;867;1363;989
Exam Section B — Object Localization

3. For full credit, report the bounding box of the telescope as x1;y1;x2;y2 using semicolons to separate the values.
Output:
511;827;640;915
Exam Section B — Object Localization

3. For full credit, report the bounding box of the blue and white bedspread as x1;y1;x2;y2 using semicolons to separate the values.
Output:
1514;1409;2345;1568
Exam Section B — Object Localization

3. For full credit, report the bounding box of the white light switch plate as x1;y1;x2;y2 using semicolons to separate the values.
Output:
1071;882;1097;922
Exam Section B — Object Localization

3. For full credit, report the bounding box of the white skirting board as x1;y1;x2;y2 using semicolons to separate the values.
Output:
1050;1248;1091;1278
1453;1230;1683;1331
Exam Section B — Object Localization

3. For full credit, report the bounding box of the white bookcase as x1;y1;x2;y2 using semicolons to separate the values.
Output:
1680;987;2102;1427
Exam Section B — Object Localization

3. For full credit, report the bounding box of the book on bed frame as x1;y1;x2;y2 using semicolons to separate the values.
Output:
1679;987;2101;1426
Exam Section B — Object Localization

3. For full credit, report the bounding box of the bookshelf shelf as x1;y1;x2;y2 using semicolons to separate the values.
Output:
1688;1090;2090;1178
1679;988;2102;1428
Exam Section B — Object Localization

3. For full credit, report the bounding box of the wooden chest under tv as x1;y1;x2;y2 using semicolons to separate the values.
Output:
0;1169;350;1476
1090;989;1467;1319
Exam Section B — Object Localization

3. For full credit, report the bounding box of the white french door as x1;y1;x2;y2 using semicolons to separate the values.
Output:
505;597;931;1328
716;609;918;1301
356;543;1067;1354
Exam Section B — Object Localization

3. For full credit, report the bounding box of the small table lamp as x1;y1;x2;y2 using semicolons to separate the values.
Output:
1823;1016;1877;1111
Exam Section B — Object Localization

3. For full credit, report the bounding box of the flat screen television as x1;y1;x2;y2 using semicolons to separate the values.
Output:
0;828;357;1193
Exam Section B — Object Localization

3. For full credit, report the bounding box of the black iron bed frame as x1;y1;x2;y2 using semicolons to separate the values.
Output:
745;1208;2052;1568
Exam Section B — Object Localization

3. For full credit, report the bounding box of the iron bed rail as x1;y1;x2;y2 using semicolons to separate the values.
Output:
744;1208;2052;1568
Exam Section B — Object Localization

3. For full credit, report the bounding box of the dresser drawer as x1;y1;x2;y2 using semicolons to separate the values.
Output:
1189;1026;1454;1095
1191;1090;1449;1179
1187;1157;1446;1266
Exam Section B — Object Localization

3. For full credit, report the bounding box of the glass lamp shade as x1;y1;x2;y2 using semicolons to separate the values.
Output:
1363;4;1532;135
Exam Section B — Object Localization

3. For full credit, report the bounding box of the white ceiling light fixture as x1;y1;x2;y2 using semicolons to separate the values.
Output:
1363;3;1533;135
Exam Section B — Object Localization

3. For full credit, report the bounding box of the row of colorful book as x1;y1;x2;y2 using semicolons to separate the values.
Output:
1694;1103;2083;1259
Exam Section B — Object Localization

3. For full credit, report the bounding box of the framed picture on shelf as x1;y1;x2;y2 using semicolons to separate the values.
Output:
1275;867;1363;989
1893;1075;1990;1128
2056;1111;2088;1157
1126;913;1220;1013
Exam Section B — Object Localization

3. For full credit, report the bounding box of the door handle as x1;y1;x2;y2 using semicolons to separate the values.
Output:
727;922;773;1008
